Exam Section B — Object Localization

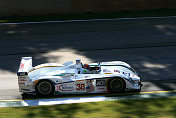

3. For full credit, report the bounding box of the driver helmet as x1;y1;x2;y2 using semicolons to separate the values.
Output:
83;64;90;69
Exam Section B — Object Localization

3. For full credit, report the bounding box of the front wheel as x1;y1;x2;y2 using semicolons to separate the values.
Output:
108;78;126;93
35;80;54;96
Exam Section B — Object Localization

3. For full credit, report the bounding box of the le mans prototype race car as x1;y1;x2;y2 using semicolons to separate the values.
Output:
17;57;142;96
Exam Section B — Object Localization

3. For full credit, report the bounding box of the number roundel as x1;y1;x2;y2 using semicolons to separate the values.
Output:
76;84;85;90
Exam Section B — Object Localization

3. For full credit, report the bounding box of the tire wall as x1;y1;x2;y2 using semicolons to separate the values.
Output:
0;0;176;17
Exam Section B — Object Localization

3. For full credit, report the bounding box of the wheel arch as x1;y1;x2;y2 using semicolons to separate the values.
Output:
107;76;126;92
34;79;56;92
107;76;126;83
34;78;56;86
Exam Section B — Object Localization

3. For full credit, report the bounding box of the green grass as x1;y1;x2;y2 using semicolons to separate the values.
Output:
0;97;176;118
1;8;176;23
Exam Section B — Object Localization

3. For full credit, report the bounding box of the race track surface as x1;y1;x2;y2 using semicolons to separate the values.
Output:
0;17;176;100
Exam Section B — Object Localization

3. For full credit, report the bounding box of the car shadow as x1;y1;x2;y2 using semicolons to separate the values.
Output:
21;91;141;100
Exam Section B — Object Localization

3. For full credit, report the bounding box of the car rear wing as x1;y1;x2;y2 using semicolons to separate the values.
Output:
17;57;33;76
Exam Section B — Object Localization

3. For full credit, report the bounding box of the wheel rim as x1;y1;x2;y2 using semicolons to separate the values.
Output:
110;79;124;92
38;81;52;95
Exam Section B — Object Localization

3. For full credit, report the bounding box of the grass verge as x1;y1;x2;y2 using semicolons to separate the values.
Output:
1;9;176;23
0;97;176;118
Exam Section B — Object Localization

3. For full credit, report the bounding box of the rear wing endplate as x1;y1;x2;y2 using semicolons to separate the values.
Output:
17;57;32;76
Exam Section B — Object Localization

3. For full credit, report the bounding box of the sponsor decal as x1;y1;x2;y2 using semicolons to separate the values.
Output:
86;80;90;84
103;69;111;73
123;72;128;74
18;79;27;81
19;76;27;78
76;84;85;90
123;72;130;76
56;80;62;83
97;87;106;90
18;76;27;81
18;77;27;79
18;82;25;85
83;70;87;72
114;70;120;73
17;72;28;76
86;80;94;92
20;63;24;69
96;80;106;86
57;84;74;91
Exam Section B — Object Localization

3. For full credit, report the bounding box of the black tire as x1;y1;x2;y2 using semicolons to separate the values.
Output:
108;78;126;93
35;80;54;96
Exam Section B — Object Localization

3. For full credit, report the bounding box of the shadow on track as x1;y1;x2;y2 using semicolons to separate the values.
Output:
21;91;141;100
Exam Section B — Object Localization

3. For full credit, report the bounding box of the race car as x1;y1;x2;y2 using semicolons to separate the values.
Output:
17;57;142;96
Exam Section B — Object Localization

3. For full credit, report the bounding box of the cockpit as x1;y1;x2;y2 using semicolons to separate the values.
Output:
76;59;101;74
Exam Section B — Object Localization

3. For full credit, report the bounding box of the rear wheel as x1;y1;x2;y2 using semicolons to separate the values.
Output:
108;78;126;93
35;80;54;96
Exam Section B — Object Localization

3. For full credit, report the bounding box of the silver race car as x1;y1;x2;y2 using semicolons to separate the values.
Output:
17;57;142;96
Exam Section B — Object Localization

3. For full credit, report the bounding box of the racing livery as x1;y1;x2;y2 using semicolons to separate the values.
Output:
17;57;142;96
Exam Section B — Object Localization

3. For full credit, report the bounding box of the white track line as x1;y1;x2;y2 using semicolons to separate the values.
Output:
1;16;176;25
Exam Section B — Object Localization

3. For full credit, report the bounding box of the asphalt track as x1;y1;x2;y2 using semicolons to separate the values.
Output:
0;17;176;100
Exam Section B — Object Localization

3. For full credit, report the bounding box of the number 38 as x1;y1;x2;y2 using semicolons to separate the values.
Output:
76;84;85;90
